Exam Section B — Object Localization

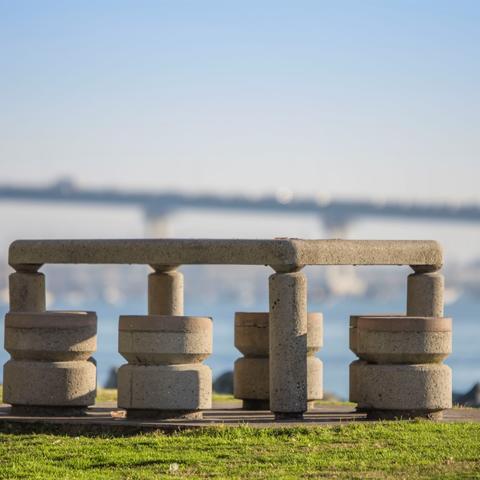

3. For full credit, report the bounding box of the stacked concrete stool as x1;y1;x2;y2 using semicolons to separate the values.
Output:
3;311;97;415
117;315;212;419
349;315;452;419
233;312;323;410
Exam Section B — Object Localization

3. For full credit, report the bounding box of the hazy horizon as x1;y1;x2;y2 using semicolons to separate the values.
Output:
1;1;479;202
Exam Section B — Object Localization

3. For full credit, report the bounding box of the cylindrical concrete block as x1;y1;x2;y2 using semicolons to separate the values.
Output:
234;311;323;410
5;311;97;361
356;316;452;364
355;363;452;419
117;364;212;417
148;270;184;315
2;311;97;415
234;312;269;357
234;357;270;401
235;312;323;357
117;314;212;419
9;272;46;312
234;356;323;406
3;360;96;409
349;359;367;404
119;315;212;365
349;314;403;356
269;271;308;418
407;272;444;317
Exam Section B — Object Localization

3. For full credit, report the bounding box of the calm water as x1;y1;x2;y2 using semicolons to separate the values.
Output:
0;296;478;399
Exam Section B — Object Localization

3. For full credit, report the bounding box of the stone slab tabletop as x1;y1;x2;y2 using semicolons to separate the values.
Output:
0;403;477;435
9;238;442;269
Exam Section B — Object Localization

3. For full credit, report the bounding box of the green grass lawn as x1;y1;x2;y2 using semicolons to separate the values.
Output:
1;387;479;478
0;422;479;479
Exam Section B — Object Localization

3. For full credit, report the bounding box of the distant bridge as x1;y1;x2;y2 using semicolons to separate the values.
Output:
1;179;480;236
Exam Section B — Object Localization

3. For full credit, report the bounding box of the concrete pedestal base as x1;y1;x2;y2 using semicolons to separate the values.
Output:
349;359;366;404
117;315;213;416
233;310;323;411
354;363;452;413
4;360;96;408
118;364;212;412
234;357;323;408
3;311;97;414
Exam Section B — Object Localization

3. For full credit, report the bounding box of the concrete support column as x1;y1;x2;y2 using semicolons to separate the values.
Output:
118;315;212;420
269;269;308;419
3;311;97;416
234;312;323;410
407;269;444;317
9;268;46;312
350;315;452;420
148;267;184;315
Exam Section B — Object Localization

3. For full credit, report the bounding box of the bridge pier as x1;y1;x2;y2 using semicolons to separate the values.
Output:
145;214;171;238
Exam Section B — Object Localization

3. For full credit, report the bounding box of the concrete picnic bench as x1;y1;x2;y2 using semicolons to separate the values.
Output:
4;238;450;420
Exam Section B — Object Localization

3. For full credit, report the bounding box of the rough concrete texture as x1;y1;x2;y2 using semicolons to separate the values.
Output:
407;272;444;317
118;363;212;411
5;311;97;361
9;272;45;312
292;239;443;269
354;363;452;411
3;359;96;406
148;270;184;315
349;314;403;355
9;238;442;269
234;311;323;356
269;271;308;415
234;357;269;400
234;357;322;402
356;316;451;364
235;313;269;357
118;315;212;364
349;359;367;404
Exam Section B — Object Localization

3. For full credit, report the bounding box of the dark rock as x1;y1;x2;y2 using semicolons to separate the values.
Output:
104;366;118;389
453;383;480;407
213;370;233;394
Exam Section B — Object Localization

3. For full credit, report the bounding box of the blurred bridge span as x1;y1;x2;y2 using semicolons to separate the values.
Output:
1;180;480;236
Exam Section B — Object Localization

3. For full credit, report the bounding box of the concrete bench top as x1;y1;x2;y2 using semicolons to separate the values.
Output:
9;239;442;270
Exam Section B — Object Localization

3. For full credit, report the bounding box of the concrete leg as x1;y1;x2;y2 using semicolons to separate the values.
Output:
233;311;323;411
148;268;184;315
9;272;46;312
407;272;444;317
269;271;308;419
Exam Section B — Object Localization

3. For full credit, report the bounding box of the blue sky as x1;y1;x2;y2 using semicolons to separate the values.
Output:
0;1;479;201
